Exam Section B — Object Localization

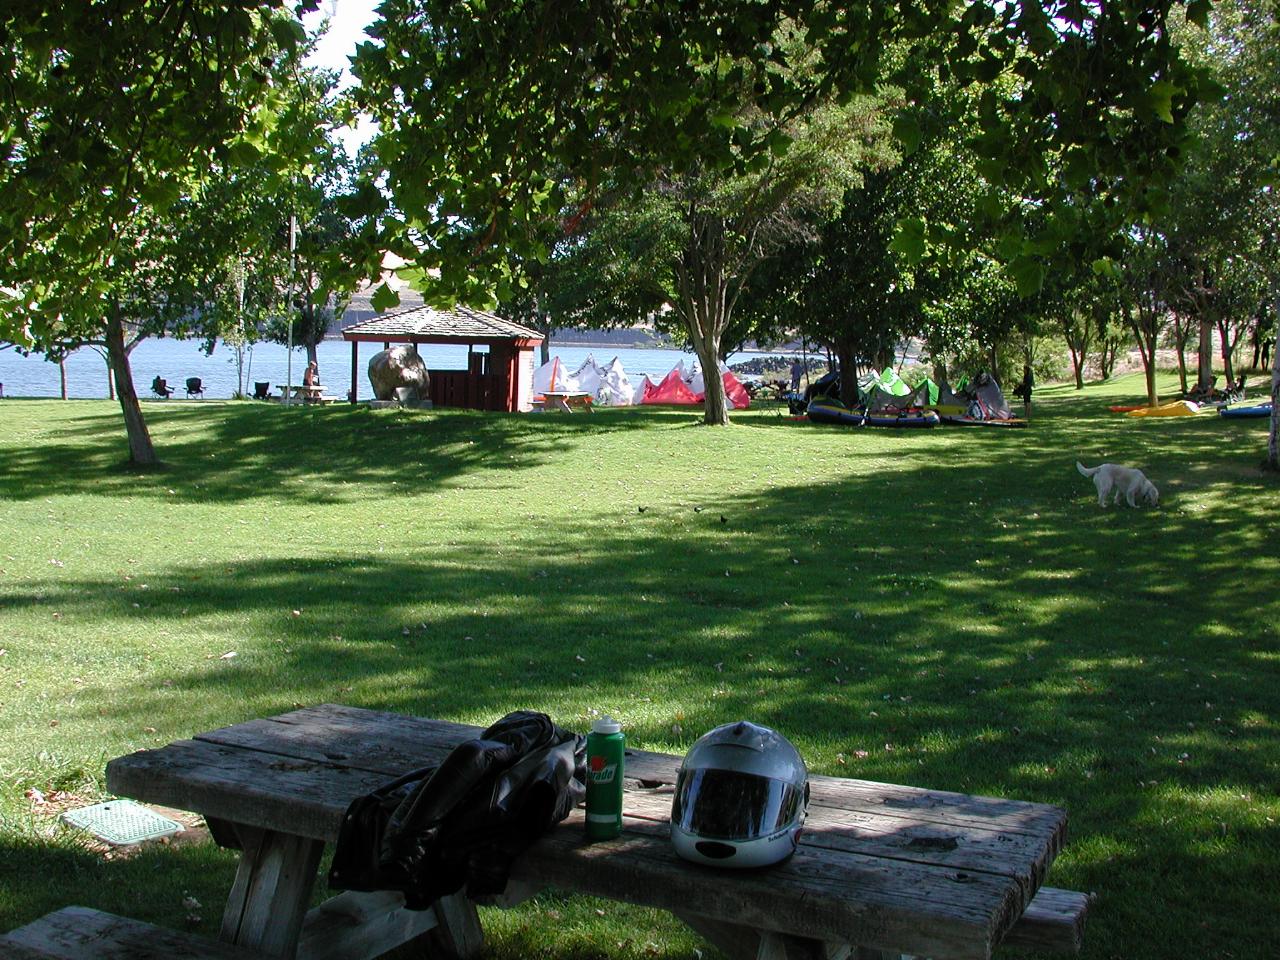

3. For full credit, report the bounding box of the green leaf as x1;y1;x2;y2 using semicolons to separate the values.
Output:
995;229;1023;260
1008;257;1044;297
270;18;308;52
889;217;927;264
766;129;793;157
370;282;400;313
1184;0;1211;28
1091;257;1120;279
892;114;921;155
227;141;261;167
1148;80;1177;124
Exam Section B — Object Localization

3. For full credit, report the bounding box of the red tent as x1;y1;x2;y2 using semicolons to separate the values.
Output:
722;369;751;409
688;368;752;409
641;368;701;405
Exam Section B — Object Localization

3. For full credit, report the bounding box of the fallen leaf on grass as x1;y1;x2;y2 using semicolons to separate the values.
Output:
219;651;237;660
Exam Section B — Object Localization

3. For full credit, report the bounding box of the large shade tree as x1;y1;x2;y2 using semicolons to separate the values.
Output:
537;92;895;423
1180;0;1280;466
0;1;315;464
350;1;1216;407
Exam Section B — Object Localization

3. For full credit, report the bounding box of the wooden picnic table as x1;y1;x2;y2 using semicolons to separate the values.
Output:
540;390;593;412
103;704;1083;960
277;384;324;402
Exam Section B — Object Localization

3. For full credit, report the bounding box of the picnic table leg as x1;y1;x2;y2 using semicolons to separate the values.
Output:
220;824;324;958
676;913;851;960
420;892;485;960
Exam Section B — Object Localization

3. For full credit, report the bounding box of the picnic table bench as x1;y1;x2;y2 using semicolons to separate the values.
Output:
1;705;1087;960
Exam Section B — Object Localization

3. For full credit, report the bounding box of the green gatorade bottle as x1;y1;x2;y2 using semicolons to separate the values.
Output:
585;716;625;841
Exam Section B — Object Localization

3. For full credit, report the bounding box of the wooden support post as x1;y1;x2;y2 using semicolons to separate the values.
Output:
677;913;849;960
220;825;324;958
349;340;358;404
421;892;485;960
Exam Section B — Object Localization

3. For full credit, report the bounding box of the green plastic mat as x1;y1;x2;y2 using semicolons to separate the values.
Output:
61;799;183;845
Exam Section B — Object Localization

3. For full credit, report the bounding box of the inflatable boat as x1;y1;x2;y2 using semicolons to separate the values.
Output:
806;398;864;426
863;409;941;428
1218;403;1273;419
807;398;939;428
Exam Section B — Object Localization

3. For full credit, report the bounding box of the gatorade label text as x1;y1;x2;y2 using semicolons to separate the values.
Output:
588;763;618;784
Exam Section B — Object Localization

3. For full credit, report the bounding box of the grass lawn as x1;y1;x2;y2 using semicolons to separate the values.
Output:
0;372;1277;960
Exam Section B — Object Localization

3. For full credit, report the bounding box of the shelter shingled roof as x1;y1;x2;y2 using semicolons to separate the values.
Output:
342;304;543;343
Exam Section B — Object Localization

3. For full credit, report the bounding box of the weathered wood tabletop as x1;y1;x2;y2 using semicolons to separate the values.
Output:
106;704;1071;960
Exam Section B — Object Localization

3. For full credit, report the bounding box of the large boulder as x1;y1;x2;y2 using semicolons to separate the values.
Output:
368;346;430;402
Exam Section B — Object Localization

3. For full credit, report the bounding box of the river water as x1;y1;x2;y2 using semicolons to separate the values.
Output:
0;338;783;400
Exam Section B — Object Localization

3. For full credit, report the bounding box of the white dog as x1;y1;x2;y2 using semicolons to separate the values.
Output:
1076;462;1159;507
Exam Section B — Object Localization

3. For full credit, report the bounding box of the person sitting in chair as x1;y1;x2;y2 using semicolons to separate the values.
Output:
151;376;174;399
1186;376;1218;401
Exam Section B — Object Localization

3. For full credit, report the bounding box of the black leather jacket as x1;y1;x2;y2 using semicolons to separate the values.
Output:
329;711;585;909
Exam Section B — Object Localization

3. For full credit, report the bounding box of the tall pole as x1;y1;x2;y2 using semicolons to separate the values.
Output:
285;214;297;406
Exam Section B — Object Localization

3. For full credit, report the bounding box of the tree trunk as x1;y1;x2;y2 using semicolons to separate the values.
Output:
59;359;68;399
1099;339;1115;380
1267;276;1279;471
1124;292;1159;407
694;333;728;425
1172;315;1190;395
105;306;158;465
674;212;731;426
1216;317;1238;386
836;337;859;407
1197;317;1214;389
1062;317;1088;390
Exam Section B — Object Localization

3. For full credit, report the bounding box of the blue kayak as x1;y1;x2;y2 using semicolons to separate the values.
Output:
1218;403;1273;419
807;398;939;428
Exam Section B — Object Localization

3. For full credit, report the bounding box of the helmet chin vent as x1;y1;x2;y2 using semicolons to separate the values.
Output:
695;841;737;860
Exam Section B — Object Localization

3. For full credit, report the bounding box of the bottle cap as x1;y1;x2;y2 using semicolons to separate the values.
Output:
592;715;622;735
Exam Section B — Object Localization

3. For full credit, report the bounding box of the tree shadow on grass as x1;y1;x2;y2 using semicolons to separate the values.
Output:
5;384;1278;959
0;402;661;506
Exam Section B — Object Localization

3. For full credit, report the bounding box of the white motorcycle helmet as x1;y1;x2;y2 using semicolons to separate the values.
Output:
670;721;809;868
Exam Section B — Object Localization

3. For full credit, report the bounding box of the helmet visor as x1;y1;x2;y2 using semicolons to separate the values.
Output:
672;768;804;841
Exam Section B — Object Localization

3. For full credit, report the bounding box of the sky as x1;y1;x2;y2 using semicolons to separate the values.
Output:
302;0;381;155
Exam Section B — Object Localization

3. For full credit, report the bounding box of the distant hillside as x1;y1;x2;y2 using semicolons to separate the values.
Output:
547;327;672;347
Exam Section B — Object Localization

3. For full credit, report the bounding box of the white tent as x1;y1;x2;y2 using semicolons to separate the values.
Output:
599;356;638;405
687;362;706;396
532;356;579;395
573;354;608;399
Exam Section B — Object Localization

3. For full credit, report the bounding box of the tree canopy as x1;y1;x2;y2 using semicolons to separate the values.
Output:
350;0;1216;312
0;2;321;462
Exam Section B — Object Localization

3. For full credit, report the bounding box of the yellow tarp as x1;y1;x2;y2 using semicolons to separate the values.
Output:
1127;400;1201;417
